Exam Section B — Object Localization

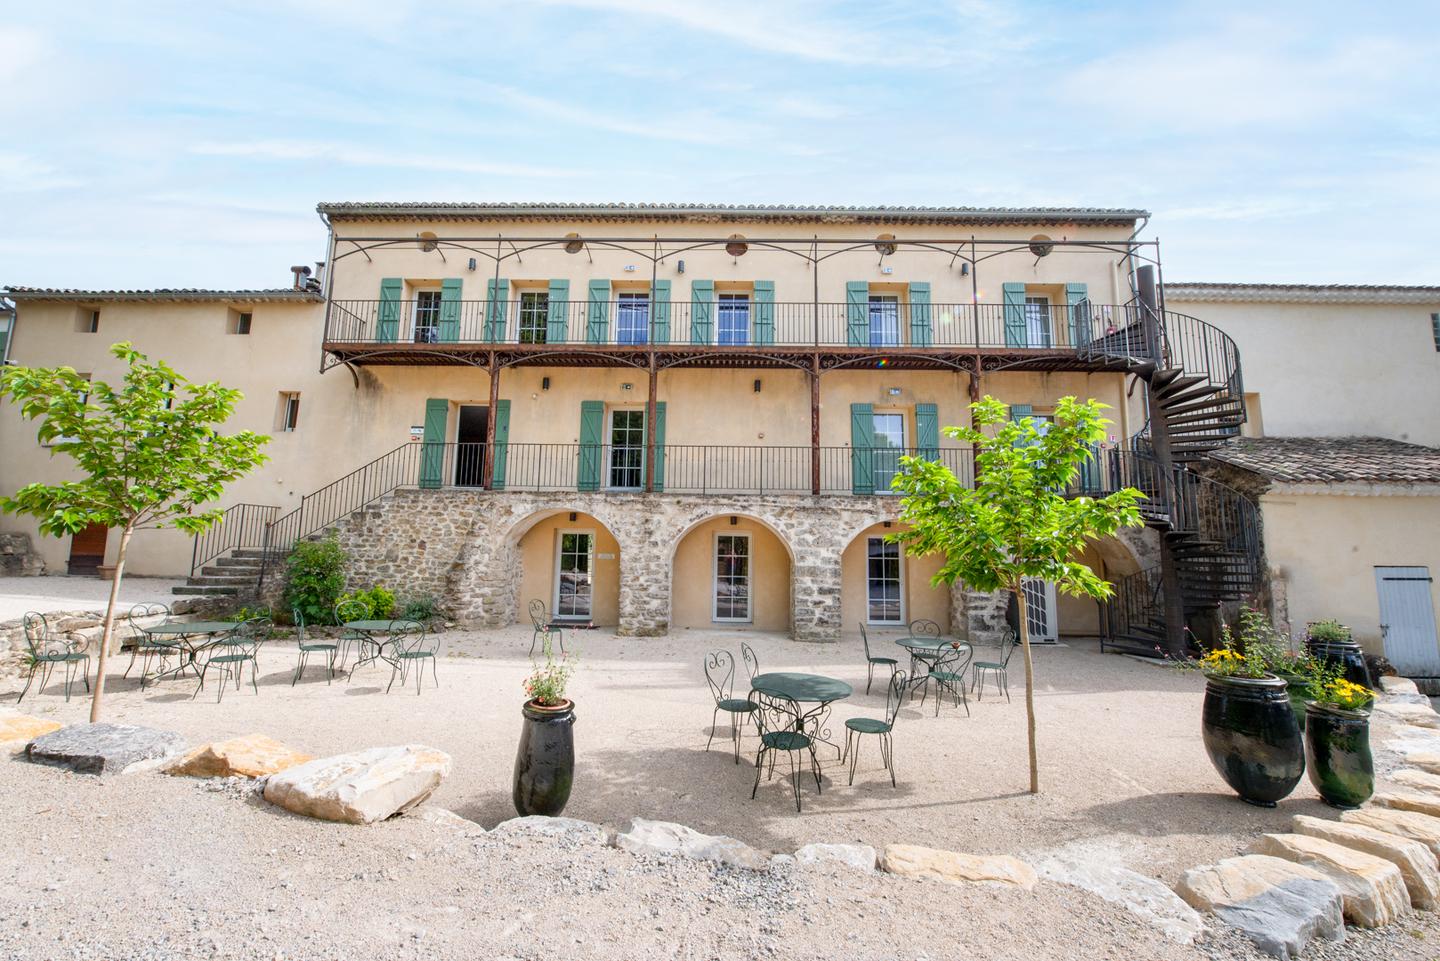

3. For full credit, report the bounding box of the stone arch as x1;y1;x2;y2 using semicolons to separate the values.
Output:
669;510;796;635
839;519;950;634
506;507;626;628
1055;528;1156;638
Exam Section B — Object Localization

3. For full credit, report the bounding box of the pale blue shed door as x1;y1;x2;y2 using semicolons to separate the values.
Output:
1376;566;1440;675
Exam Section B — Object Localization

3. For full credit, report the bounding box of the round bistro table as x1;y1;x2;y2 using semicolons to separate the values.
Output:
141;620;238;684
750;672;853;757
896;636;971;700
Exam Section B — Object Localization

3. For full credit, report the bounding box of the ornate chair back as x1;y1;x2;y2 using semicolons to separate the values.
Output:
998;627;1019;667
390;618;434;656
750;691;806;744
22;612;51;657
292;607;307;643
528;599;549;632
908;619;941;638
859;621;872;658
740;642;760;679
932;640;973;677
704;650;737;706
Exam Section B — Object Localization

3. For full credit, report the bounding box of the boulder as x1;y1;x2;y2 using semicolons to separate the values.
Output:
615;818;768;870
1292;814;1439;909
1380;676;1422;697
1404;753;1440;776
26;723;186;775
1037;855;1204;944
1174;855;1345;960
1393;769;1440;794
168;734;313;779
413;806;486;833
1248;833;1409;927
880;844;1037;891
0;714;62;749
492;815;608;845
793;843;877;872
262;745;451;824
1343;807;1440;858
1373;790;1440;820
1373;701;1440;729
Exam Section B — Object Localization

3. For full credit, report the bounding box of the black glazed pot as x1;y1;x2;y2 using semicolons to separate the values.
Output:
1201;673;1304;807
1272;670;1311;732
1306;637;1373;690
1304;702;1374;809
513;699;576;817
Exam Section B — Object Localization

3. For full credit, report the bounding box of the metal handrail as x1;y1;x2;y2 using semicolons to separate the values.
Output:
189;503;279;577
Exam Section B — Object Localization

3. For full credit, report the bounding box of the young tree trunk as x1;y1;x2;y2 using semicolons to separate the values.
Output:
89;524;133;723
1012;583;1040;794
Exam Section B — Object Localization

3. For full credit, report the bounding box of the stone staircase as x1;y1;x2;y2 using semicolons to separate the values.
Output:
172;549;279;597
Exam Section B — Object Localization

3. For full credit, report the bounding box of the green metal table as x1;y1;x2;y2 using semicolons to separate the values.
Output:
750;672;853;757
343;619;417;674
141;621;237;684
896;636;971;700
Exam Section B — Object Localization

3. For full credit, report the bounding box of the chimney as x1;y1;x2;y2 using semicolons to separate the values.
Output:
289;264;312;290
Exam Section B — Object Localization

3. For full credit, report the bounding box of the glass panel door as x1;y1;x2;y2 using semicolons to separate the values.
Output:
869;295;900;347
717;293;750;345
555;532;594;620
1024;295;1052;347
714;533;751;622
616;292;650;345
518;291;549;344
866;537;903;623
871;412;905;494
607;409;645;489
1021;577;1058;642
414;290;442;343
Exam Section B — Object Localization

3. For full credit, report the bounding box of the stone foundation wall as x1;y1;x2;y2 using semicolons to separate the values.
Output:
0;609;166;686
0;532;45;576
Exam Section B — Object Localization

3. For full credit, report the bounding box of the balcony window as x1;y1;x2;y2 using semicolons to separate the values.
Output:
1024;295;1052;347
717;293;750;346
518;291;549;344
607;409;646;489
871;411;905;492
868;295;899;347
616;292;649;345
413;290;442;343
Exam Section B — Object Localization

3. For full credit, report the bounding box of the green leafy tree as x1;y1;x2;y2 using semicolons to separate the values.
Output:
890;395;1145;794
0;343;269;721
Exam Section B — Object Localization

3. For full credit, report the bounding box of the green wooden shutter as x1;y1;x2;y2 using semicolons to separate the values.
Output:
484;278;509;342
915;403;939;460
908;282;933;347
378;278;402;343
850;403;875;495
438;278;462;342
586;280;610;343
577;401;604;491
1433;313;1440;352
846;281;870;346
1009;403;1036;449
1065;282;1089;347
419;398;448;489
651;401;667;491
652;279;671;345
491;399;511;490
752;280;775;346
690;280;714;344
1003;283;1027;347
546;279;569;343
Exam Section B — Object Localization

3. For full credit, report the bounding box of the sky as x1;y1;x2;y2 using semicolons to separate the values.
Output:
1;0;1436;290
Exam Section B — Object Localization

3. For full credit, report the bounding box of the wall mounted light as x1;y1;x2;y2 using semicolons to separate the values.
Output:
569;512;577;522
888;387;902;396
753;379;762;393
881;266;894;275
624;265;637;272
621;383;633;391
729;516;738;526
677;260;685;274
960;262;970;276
883;520;892;528
541;376;551;391
467;257;477;271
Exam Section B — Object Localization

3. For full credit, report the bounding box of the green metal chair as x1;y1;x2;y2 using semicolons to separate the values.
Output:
528;598;566;656
925;640;973;717
843;670;907;786
292;607;338;685
972;627;1018;702
740;641;760;680
749;691;823;812
703;650;756;764
18;612;90;703
334;599;370;671
858;622;897;695
194;615;267;702
386;620;439;694
123;602;175;688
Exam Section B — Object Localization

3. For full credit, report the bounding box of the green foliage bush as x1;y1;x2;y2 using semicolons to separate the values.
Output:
338;585;396;620
283;538;347;625
397;594;444;623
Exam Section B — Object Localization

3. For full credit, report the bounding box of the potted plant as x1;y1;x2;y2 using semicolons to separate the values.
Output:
1192;623;1304;807
512;630;576;817
1304;667;1376;809
1305;619;1372;690
1237;607;1317;731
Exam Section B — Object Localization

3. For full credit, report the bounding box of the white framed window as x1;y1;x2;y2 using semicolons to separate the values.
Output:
717;293;750;346
607;408;645;489
872;411;905;494
227;310;252;335
518;290;549;344
869;295;899;347
866;536;904;624
714;532;752;622
277;391;301;432
1024;295;1052;347
0;311;11;362
76;308;100;334
616;291;649;345
554;530;594;620
413;289;442;343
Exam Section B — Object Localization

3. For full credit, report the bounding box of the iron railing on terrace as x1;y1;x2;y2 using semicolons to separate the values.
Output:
189;503;279;576
326;299;1149;352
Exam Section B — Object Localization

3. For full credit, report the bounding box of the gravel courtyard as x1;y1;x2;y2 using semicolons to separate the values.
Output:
2;626;1435;959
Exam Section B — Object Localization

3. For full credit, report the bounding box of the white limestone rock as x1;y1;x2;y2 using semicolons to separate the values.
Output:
1037;855;1204;944
881;844;1037;891
1292;814;1440;909
1248;833;1410;927
793;843;877;872
491;815;608;844
26;723;186;775
615;818;769;870
1343;807;1440;858
262;745;451;824
1175;855;1345;960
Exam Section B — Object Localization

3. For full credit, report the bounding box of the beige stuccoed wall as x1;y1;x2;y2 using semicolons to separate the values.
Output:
1164;297;1440;446
670;515;791;633
1258;490;1440;656
515;510;621;627
839;522;949;632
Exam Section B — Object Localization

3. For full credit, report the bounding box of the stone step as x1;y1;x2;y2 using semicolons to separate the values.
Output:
1247;833;1409;928
171;586;238;596
1291;814;1440;910
1393;769;1440;793
186;575;255;587
211;558;264;570
1174;854;1344;960
1343;807;1440;859
231;549;284;560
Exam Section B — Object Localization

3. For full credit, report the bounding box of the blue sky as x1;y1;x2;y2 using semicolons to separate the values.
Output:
2;0;1435;289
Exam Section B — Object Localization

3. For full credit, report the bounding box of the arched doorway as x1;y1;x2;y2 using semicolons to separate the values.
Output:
512;509;622;627
1056;534;1146;639
670;514;793;633
841;521;949;633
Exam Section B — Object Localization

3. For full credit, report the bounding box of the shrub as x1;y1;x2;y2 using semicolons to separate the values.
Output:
1307;619;1352;644
283;538;347;626
397;594;444;624
338;585;396;620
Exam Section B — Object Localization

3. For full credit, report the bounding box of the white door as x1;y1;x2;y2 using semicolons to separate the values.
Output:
1021;577;1059;643
554;532;594;620
1376;566;1440;675
714;533;751;622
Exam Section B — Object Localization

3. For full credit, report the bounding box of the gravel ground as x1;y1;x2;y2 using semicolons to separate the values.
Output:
0;626;1434;958
0;574;183;622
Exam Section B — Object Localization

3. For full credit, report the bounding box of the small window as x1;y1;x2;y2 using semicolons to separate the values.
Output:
76;309;100;334
277;392;301;432
227;310;252;335
1432;313;1439;352
413;290;442;343
518;290;549;344
0;312;11;362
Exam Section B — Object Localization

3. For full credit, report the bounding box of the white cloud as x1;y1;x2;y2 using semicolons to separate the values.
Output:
0;152;82;192
187;140;574;178
0;26;45;82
